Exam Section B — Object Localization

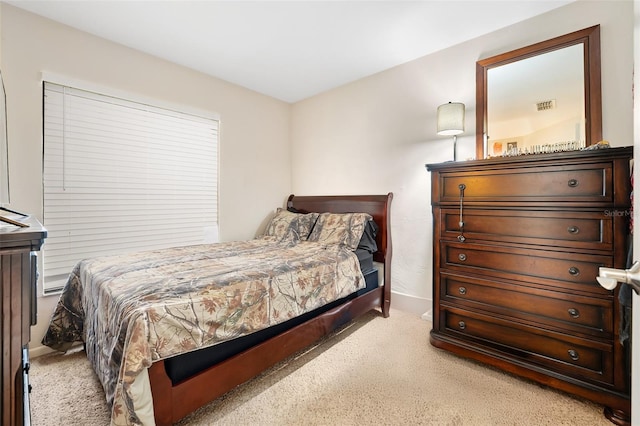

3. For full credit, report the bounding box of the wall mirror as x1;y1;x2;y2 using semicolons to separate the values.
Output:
476;25;601;159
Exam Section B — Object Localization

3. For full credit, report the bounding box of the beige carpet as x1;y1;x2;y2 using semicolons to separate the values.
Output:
30;309;611;425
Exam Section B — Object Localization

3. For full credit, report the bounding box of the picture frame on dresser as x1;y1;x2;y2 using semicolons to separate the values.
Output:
0;69;28;229
0;207;29;228
0;69;9;208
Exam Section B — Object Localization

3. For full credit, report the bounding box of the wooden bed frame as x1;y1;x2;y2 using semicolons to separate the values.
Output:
148;193;393;425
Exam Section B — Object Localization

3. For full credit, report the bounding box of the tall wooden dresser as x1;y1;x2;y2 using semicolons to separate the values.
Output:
426;146;632;425
0;216;46;426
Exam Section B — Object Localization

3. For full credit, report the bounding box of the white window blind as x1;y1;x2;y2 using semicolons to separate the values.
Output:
43;82;219;292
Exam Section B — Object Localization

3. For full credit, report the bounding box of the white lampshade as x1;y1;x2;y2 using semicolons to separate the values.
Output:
437;102;465;136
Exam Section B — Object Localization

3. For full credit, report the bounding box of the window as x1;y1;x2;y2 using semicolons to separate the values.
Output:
43;82;219;293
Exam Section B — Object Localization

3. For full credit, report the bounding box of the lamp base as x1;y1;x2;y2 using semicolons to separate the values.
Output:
453;135;458;162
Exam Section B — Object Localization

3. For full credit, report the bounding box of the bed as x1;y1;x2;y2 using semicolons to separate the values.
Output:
42;193;393;425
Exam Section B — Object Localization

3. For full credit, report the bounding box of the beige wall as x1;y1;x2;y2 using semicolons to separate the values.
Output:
0;4;292;354
291;0;634;314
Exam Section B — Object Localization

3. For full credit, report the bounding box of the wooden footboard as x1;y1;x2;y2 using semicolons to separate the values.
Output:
149;286;383;425
149;193;393;425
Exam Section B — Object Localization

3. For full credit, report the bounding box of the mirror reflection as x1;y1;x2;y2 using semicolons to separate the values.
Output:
476;25;601;160
487;44;585;157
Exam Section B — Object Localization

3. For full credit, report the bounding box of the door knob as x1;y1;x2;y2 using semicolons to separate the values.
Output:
597;261;640;294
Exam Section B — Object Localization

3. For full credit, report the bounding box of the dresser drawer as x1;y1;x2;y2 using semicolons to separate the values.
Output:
440;273;613;338
440;209;612;250
441;242;612;294
437;162;612;204
441;307;614;385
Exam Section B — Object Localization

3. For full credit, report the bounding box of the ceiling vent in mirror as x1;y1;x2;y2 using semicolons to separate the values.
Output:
536;99;556;111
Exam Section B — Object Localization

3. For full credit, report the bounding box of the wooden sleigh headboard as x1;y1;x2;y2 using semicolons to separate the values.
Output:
287;193;393;316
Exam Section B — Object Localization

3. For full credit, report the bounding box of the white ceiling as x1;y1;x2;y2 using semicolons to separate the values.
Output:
7;0;574;103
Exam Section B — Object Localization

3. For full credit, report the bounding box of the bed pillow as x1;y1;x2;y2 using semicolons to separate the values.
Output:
308;212;372;250
358;218;379;253
263;208;319;242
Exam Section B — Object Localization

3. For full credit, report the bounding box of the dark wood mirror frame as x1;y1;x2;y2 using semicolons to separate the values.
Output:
475;25;602;159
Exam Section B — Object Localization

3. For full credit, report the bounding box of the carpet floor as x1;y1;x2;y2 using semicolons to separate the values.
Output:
30;309;611;425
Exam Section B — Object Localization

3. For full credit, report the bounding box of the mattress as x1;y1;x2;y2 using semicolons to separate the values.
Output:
164;268;379;384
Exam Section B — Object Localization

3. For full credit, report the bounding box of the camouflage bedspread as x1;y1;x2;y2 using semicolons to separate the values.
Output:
42;238;365;425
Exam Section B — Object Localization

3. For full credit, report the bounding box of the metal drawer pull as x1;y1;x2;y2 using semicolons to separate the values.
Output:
568;266;580;276
568;178;579;187
458;183;466;242
458;321;466;330
568;308;580;318
458;286;467;295
567;349;580;361
458;253;467;262
567;226;579;234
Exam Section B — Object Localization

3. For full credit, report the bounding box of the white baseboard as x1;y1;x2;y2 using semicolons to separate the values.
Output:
421;310;433;321
29;344;56;359
390;291;431;317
